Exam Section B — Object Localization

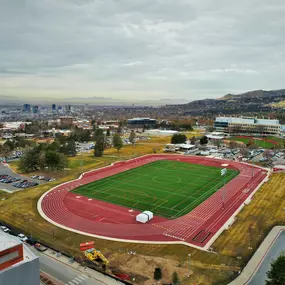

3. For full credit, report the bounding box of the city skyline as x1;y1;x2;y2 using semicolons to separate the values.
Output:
1;0;285;104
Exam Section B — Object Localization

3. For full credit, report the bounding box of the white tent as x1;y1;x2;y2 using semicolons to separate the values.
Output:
136;213;148;223
143;211;153;221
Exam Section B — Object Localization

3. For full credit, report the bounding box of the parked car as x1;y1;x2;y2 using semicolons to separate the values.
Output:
34;243;47;252
0;226;10;233
17;233;28;242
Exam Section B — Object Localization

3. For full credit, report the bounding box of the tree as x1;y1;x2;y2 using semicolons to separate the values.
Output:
18;147;41;172
229;140;238;149
113;133;123;151
248;143;258;150
45;150;67;171
2;144;11;158
266;252;285;285
172;271;179;285
3;139;15;152
61;139;76;156
200;136;208;145
171;134;187;144
129;130;136;145
106;129;111;137
47;139;61;152
153;267;162;281
93;128;104;142
190;136;197;145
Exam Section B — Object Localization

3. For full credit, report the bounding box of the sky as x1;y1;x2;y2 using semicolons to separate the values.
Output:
1;0;285;105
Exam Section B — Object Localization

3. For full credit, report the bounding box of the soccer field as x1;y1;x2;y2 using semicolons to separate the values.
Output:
72;160;239;219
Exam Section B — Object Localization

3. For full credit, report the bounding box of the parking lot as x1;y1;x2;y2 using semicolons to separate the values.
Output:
0;163;47;193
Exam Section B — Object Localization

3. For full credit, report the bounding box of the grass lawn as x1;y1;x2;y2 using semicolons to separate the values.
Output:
72;160;239;218
228;136;278;148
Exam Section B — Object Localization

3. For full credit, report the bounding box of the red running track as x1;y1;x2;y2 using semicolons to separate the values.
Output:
39;155;268;248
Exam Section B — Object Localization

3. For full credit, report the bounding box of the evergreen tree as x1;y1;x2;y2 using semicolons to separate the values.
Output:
266;252;285;285
172;271;179;285
199;136;208;145
129;130;136;145
153;267;162;281
113;133;123;151
171;134;187;144
94;134;105;157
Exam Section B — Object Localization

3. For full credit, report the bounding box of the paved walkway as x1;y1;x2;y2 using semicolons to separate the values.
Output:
229;226;285;285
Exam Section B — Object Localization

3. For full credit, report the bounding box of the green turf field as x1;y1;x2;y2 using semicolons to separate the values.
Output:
72;160;239;219
228;136;278;148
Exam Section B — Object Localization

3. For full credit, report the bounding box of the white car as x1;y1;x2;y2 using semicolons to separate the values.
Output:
0;226;10;233
17;233;28;242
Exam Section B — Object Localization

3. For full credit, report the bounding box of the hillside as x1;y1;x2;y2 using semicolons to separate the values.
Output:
163;89;285;116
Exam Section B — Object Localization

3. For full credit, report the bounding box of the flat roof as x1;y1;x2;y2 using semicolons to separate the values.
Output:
0;231;37;264
0;231;21;252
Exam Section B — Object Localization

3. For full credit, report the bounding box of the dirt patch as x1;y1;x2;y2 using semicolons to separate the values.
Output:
108;252;190;284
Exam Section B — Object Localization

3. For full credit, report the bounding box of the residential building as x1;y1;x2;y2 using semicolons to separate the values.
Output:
0;231;40;285
127;118;156;129
60;116;73;126
214;116;281;135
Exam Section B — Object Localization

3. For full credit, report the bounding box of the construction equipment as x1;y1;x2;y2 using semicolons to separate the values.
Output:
80;242;109;267
84;248;109;266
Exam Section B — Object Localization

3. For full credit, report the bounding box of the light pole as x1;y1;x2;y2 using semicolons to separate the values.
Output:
221;164;229;209
188;253;191;277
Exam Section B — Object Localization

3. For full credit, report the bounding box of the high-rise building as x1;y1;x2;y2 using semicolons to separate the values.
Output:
52;104;57;112
23;104;31;113
32;105;39;114
0;231;40;285
65;104;72;113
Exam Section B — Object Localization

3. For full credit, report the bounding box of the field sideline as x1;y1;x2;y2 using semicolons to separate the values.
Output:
72;160;239;218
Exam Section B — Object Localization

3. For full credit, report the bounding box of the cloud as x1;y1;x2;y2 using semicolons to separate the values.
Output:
0;0;285;103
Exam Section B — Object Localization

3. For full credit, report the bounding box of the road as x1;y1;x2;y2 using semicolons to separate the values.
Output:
248;230;285;285
30;247;107;285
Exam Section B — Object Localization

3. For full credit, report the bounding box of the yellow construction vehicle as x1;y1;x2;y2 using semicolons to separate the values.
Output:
84;248;109;266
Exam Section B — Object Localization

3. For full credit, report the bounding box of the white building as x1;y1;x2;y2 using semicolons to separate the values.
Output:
214;116;281;135
0;231;40;285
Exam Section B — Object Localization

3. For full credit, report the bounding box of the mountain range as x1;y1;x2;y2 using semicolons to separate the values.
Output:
168;89;285;116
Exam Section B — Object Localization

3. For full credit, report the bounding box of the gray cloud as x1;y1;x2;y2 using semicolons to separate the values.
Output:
0;0;285;103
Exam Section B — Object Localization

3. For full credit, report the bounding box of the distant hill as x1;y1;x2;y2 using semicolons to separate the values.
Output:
219;89;285;101
162;89;285;116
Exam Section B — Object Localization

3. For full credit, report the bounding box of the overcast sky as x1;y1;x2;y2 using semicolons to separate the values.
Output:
1;0;285;104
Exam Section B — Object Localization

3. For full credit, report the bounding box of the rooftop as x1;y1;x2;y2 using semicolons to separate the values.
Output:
0;231;37;266
0;231;21;252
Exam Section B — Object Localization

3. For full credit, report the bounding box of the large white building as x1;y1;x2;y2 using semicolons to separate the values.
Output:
0;231;40;285
214;116;281;135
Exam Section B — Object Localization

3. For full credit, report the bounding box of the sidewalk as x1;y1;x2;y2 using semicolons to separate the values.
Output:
228;226;285;285
43;248;123;285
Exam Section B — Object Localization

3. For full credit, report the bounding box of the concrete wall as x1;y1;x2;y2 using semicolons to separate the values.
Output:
0;256;40;285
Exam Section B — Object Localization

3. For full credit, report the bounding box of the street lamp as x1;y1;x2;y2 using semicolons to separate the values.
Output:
221;164;229;209
187;253;191;277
